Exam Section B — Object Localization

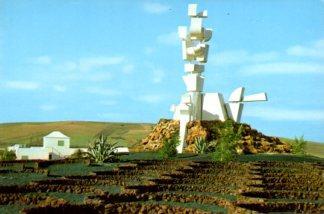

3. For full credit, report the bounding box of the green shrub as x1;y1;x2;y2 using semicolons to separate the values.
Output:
159;134;179;159
212;121;243;162
70;149;86;159
194;137;209;154
291;136;307;155
0;149;16;161
87;134;118;164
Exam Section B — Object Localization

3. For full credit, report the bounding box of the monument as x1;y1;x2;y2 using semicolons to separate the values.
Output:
171;4;268;153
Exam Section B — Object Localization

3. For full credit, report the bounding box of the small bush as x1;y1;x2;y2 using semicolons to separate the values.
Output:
291;136;307;155
194;137;209;154
1;149;16;161
70;149;86;159
87;134;118;164
159;134;179;159
212;121;243;162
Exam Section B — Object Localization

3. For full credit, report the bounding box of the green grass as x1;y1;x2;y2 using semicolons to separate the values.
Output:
237;153;324;163
169;191;237;202
141;200;227;213
94;185;121;194
47;192;87;204
0;172;47;186
0;204;31;214
280;137;324;158
48;162;119;176
120;152;162;161
0;121;153;148
120;152;323;163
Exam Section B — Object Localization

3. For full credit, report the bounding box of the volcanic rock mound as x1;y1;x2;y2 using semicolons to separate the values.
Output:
137;119;291;154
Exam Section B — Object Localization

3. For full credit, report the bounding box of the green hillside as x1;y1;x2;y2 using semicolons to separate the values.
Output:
0;121;154;149
0;121;323;158
280;137;324;158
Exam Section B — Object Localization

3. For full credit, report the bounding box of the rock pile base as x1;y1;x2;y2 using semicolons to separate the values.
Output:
137;119;291;154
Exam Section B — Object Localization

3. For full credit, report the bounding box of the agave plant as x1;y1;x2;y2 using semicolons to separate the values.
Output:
87;134;118;164
194;137;209;154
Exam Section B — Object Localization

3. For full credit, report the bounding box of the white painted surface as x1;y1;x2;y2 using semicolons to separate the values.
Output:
182;74;204;92
226;103;244;123
243;93;267;102
115;147;129;153
228;87;245;102
184;63;204;73
16;147;51;160
202;93;227;121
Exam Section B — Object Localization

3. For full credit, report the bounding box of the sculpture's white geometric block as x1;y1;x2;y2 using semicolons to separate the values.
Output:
243;93;267;102
196;44;209;63
183;73;204;92
181;93;192;104
177;119;188;153
202;93;227;121
188;4;198;17
198;10;208;18
176;102;191;153
226;102;244;123
188;4;207;18
181;41;195;61
171;104;180;120
184;63;204;73
188;92;203;120
189;17;204;38
228;87;245;102
178;26;187;40
181;41;188;60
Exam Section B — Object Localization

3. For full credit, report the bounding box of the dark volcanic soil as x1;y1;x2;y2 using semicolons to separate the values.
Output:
0;157;323;213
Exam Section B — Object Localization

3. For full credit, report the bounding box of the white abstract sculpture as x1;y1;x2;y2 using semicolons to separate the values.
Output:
171;4;268;153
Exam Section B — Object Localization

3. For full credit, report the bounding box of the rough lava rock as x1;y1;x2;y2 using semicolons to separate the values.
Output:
136;119;291;154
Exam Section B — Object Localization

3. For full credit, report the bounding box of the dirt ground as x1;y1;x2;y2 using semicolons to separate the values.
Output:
0;155;323;213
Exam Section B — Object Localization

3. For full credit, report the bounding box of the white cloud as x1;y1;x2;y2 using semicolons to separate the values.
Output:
85;86;121;96
58;61;78;71
79;56;124;71
152;68;165;83
157;31;179;46
286;39;324;58
240;62;324;75
4;81;40;90
29;55;52;65
122;64;135;74
136;94;166;104
53;85;66;92
100;100;117;106
210;50;279;66
143;2;170;14
40;104;56;111
245;107;324;121
88;72;113;82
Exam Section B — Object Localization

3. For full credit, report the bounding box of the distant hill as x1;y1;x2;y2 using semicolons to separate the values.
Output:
280;137;324;158
0;121;323;158
0;121;154;148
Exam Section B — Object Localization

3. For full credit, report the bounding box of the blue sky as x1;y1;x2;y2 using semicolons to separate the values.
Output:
0;0;323;142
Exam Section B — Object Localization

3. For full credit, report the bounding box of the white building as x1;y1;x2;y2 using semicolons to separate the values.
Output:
8;131;130;160
8;131;87;160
